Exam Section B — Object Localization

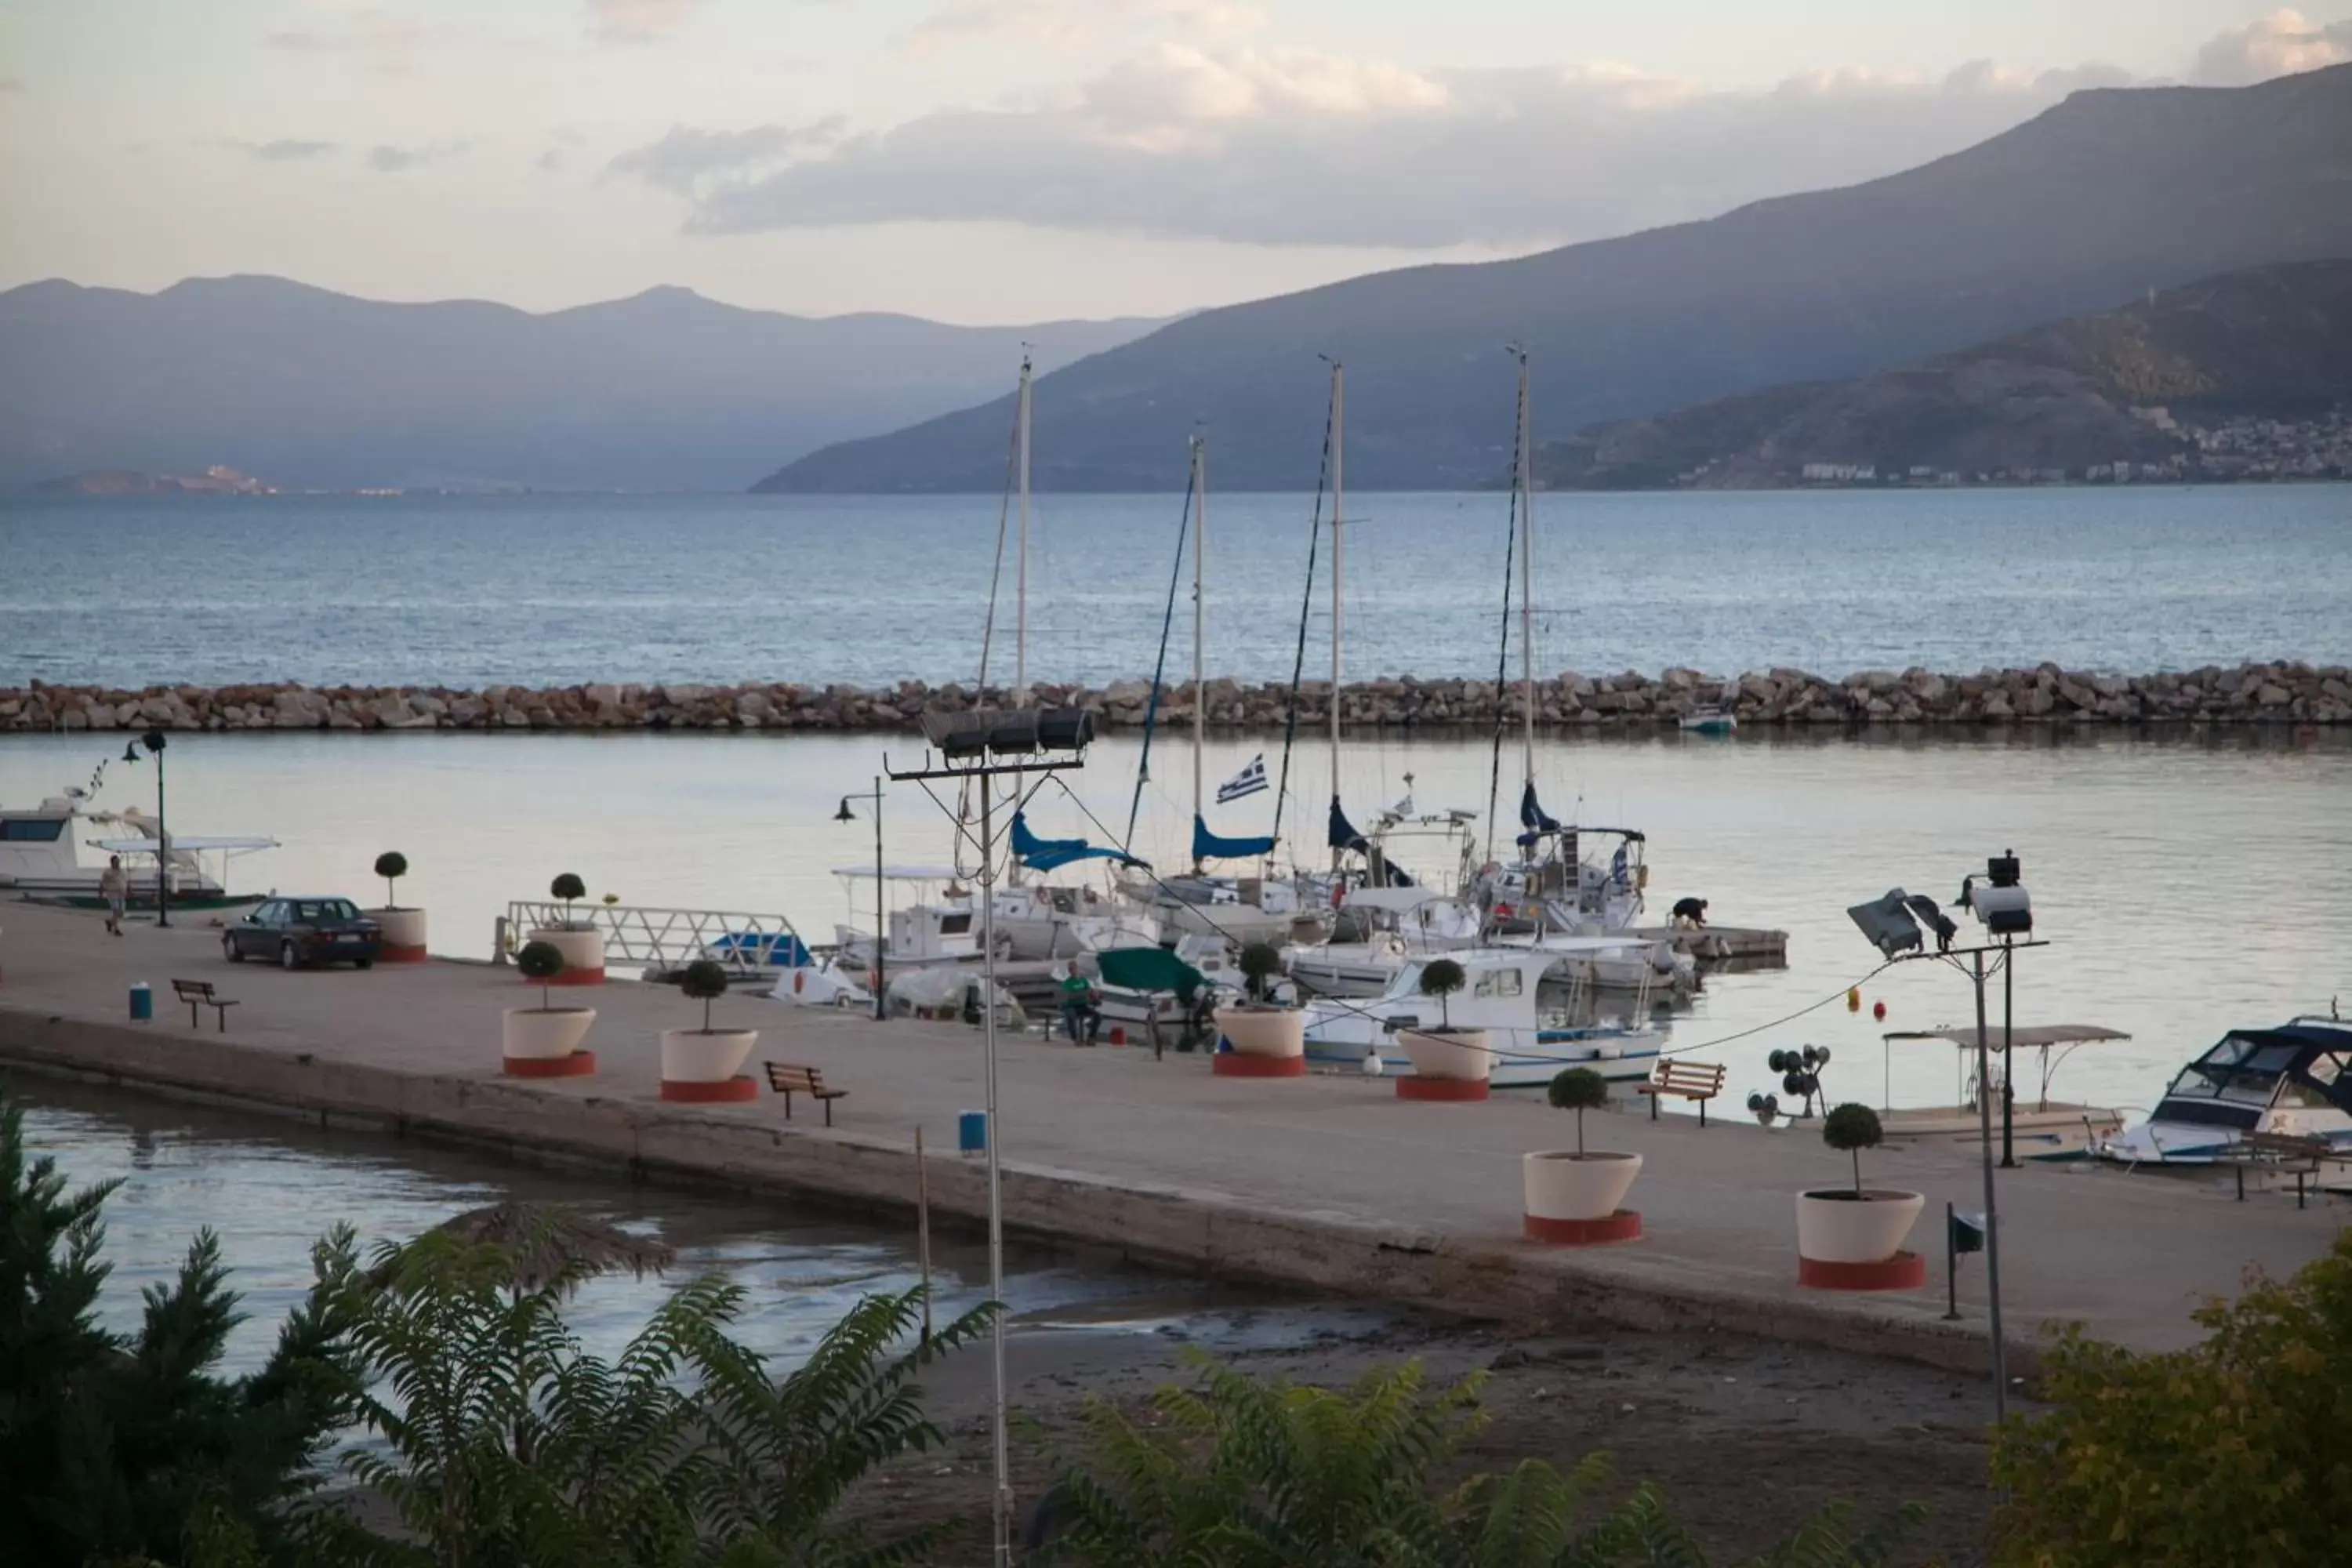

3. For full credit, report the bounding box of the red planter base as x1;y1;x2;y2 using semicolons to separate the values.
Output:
1798;1250;1927;1291
379;944;428;964
541;968;605;987
1213;1052;1306;1077
503;1051;595;1079
1524;1210;1642;1246
1397;1076;1490;1102
660;1075;758;1103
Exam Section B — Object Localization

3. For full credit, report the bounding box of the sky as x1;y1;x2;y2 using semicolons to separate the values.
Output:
2;2;2349;324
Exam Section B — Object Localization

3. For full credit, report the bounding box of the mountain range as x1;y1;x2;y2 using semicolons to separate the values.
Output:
758;63;2352;494
1534;260;2352;488
0;278;1159;493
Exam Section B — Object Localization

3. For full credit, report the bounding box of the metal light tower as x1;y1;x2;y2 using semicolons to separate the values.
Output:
888;704;1092;1567
122;729;170;927
1848;851;2045;1425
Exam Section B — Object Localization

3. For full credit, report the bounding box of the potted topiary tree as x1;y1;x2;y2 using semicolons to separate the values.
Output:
1522;1067;1642;1236
1796;1102;1925;1286
525;872;604;985
368;851;428;962
659;957;759;1102
1396;957;1491;1090
1210;941;1305;1074
500;939;597;1076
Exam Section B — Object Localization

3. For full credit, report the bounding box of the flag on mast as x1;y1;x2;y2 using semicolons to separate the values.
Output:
1215;753;1269;804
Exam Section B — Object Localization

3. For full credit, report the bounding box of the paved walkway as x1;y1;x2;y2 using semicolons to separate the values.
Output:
1;902;2336;1360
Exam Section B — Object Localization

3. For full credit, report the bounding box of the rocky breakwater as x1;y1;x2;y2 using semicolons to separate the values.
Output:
3;662;2347;735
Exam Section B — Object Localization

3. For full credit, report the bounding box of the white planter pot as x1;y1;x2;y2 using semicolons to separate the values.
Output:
1523;1151;1642;1221
1213;1004;1305;1058
1795;1189;1925;1264
502;1006;596;1059
371;907;428;960
661;1027;757;1083
525;927;604;984
1398;1027;1491;1082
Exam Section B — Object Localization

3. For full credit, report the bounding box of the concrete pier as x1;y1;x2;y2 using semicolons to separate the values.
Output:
0;902;2332;1370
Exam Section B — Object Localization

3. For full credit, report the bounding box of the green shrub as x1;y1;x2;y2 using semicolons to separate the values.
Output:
1548;1065;1610;1155
1417;957;1468;1028
517;938;565;1010
679;958;730;1033
1821;1102;1883;1196
549;873;586;924
1236;941;1286;1003
372;851;408;909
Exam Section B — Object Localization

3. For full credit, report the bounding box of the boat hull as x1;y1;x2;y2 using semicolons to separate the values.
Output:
1304;1027;1659;1088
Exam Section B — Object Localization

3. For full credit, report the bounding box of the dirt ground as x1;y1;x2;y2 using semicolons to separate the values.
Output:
842;1298;2000;1566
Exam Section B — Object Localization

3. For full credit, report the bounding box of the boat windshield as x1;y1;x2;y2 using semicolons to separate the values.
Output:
2165;1033;2343;1109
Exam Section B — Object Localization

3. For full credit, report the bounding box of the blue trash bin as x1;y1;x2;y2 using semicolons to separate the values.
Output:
957;1109;988;1155
129;982;153;1022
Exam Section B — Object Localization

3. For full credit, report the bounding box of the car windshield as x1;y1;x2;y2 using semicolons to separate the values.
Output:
293;899;361;923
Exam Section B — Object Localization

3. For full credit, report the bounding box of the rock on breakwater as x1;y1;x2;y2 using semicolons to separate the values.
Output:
4;662;2348;735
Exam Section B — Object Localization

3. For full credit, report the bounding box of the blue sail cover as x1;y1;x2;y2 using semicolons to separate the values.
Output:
1192;814;1276;862
1328;797;1368;852
1012;811;1144;873
1515;780;1562;849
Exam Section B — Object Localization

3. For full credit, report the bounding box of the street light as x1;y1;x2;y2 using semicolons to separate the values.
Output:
834;779;886;1021
122;729;170;927
1846;849;2046;1425
890;704;1093;1568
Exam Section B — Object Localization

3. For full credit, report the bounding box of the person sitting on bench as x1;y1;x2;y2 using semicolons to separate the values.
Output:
1671;896;1709;930
1057;964;1102;1044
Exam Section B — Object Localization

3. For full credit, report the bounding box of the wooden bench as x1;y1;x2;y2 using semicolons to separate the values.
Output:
1633;1058;1726;1126
172;978;239;1032
764;1061;848;1126
2225;1130;2343;1209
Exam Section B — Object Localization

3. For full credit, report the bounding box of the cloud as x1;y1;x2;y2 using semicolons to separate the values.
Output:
267;3;430;66
2188;8;2352;85
587;0;708;44
249;138;339;162
367;140;469;172
0;78;21;93
907;0;1265;55
613;47;2136;250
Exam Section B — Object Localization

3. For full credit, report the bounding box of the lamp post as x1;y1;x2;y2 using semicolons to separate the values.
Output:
1847;852;2045;1425
123;729;169;927
834;778;886;1021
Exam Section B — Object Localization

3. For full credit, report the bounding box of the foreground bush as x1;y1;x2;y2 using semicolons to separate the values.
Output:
1991;1232;2352;1567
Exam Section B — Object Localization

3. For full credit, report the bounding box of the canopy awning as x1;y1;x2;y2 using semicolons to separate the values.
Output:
94;835;278;854
1095;946;1208;1000
829;864;962;881
1883;1025;2131;1049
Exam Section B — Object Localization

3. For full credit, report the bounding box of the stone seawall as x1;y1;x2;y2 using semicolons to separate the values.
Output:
6;659;2347;734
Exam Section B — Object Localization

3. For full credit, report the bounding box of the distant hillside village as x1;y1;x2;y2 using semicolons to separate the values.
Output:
1780;409;2352;489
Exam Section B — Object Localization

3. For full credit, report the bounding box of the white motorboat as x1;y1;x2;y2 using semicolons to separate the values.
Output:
1;784;275;910
2096;1014;2352;1167
1301;947;1664;1087
829;865;997;971
766;953;876;1011
1284;885;1489;996
1489;928;1698;997
1875;1024;2130;1157
1091;936;1247;1033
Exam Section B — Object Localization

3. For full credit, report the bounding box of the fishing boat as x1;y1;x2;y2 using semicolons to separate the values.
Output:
1301;947;1664;1087
2095;1014;2352;1167
1;785;275;910
1876;1024;2129;1157
1679;704;1737;735
829;866;996;971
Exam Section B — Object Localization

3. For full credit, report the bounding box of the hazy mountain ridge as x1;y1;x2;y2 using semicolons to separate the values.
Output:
755;64;2352;494
1533;260;2352;488
0;277;1162;492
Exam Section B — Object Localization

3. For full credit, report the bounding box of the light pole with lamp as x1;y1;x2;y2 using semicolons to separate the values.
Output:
122;729;170;927
1847;850;2045;1424
833;778;887;1021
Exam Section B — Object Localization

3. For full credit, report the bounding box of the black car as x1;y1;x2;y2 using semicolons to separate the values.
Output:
223;897;383;970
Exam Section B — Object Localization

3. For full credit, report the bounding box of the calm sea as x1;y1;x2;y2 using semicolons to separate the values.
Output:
3;486;2347;689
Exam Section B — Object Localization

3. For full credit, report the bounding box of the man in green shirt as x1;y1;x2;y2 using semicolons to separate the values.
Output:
1058;964;1101;1044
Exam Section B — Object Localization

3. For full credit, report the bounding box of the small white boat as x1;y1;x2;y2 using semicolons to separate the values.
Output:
829;865;997;971
989;880;1161;961
1301;948;1664;1087
2096;1014;2352;1167
1876;1024;2130;1157
1283;885;1486;997
2;786;275;910
1679;704;1737;735
765;953;875;1010
1091;937;1246;1034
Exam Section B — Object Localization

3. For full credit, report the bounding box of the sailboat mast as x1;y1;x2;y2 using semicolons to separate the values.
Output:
1330;361;1345;869
1191;434;1207;871
1014;354;1032;702
1516;351;1535;784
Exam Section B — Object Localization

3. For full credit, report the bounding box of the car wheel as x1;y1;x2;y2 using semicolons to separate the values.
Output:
223;935;244;963
355;957;375;970
279;941;300;971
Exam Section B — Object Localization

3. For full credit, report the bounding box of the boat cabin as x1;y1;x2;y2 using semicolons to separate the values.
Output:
2105;1016;2352;1164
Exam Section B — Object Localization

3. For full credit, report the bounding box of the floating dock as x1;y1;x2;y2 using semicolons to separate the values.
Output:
1629;924;1790;964
0;902;2325;1368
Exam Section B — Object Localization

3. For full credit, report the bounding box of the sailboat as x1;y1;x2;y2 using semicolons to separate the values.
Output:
1119;434;1319;947
985;353;1163;961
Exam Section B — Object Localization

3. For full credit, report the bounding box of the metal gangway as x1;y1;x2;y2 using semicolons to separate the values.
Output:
499;901;810;982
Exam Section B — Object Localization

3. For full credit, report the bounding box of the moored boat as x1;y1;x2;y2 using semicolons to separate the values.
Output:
2095;1014;2352;1167
1301;947;1664;1087
2;786;275;910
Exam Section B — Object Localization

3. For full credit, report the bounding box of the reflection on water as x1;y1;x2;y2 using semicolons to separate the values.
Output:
4;725;2348;1116
4;1076;1325;1377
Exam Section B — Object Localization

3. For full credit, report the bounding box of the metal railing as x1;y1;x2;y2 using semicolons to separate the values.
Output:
502;901;810;978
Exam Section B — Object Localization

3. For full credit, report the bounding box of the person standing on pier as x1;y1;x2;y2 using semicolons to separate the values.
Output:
100;855;128;936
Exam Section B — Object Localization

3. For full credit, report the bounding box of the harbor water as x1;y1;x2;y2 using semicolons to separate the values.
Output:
4;724;2347;1118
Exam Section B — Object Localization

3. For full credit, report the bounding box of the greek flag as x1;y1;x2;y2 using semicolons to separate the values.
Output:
1215;753;1269;804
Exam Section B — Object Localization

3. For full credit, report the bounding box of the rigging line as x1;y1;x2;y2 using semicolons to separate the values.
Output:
974;390;1024;694
1269;386;1337;851
1124;477;1196;852
1481;435;1521;868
